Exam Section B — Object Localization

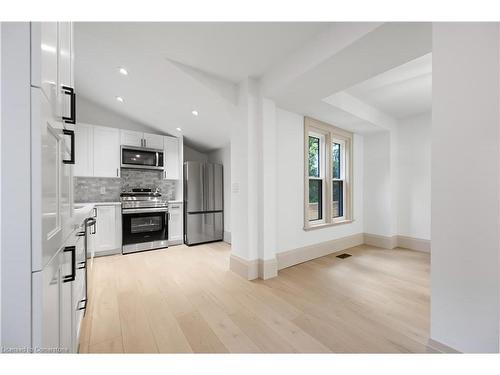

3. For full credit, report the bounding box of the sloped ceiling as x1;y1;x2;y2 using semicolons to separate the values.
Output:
74;22;328;151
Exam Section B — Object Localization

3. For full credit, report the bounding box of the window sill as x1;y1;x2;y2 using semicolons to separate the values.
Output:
303;219;353;231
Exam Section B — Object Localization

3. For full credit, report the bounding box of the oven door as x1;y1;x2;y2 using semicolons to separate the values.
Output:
122;209;168;249
121;146;164;170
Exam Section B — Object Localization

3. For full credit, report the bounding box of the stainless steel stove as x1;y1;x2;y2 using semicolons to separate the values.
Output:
121;188;169;254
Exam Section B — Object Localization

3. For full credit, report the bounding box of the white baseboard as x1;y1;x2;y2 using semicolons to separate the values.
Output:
258;258;278;280
277;233;364;270
94;248;121;257
229;254;277;280
427;338;460;353
224;231;231;244
230;232;429;280
396;235;430;253
229;254;258;280
364;233;430;253
364;233;398;249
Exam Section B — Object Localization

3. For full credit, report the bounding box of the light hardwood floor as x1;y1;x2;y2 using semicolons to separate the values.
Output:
79;242;435;353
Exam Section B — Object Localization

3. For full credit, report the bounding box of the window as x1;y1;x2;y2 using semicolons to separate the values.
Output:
308;134;324;222
304;117;352;229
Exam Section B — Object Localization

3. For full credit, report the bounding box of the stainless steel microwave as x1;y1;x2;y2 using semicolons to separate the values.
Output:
121;146;164;170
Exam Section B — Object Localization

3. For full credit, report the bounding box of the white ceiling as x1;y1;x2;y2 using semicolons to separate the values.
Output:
74;22;328;151
345;53;432;119
74;22;432;151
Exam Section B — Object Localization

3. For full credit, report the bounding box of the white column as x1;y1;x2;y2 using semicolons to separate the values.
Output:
260;98;278;278
230;79;279;279
432;22;500;353
230;79;260;278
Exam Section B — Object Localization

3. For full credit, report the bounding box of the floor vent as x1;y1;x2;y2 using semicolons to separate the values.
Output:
336;253;352;259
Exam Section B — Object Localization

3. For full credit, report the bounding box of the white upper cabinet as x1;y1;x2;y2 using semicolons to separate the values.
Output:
93;126;120;178
120;130;143;147
120;130;163;149
58;22;74;126
143;132;164;149
75;124;120;178
164;136;180;180
31;22;58;108
74;123;94;177
31;22;75;127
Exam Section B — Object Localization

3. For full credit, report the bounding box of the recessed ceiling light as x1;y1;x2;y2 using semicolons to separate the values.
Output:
119;67;128;76
116;96;124;103
176;127;182;132
191;110;199;116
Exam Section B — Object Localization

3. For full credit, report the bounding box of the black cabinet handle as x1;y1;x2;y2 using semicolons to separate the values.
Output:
76;231;85;237
62;85;76;124
62;129;75;164
77;261;86;270
77;299;87;311
63;246;76;283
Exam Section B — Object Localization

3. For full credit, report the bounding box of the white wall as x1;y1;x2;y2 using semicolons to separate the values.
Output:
363;131;393;237
77;96;164;134
208;143;231;242
0;21;2;347
275;108;364;253
183;145;208;162
0;22;32;347
432;23;500;353
397;112;431;240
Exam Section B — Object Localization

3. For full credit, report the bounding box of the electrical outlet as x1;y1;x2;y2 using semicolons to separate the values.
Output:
100;186;106;195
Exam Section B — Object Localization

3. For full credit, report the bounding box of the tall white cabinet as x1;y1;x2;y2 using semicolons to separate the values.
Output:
29;21;84;353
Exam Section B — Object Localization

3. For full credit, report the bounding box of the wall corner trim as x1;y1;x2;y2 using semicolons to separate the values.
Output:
229;254;278;280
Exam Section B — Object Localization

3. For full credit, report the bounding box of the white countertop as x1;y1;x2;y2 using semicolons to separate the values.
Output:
72;202;121;227
76;201;122;206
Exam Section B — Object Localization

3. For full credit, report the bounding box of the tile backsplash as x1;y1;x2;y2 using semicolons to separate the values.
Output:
74;169;177;203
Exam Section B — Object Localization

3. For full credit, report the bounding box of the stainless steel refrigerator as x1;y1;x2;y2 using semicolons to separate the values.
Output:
184;161;224;245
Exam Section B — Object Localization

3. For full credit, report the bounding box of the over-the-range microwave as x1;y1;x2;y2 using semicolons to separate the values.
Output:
121;145;164;171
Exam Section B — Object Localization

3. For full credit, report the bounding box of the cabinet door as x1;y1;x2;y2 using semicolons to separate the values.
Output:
37;250;61;351
93;126;120;178
95;205;118;254
164;136;180;180
31;22;59;111
74;124;94;177
60;244;74;353
58;22;73;124
120;129;143;147
143;132;164;149
168;203;183;243
32;88;65;270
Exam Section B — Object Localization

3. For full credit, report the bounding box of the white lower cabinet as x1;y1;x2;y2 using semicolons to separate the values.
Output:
72;232;86;352
32;229;82;353
168;202;183;245
93;205;122;256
